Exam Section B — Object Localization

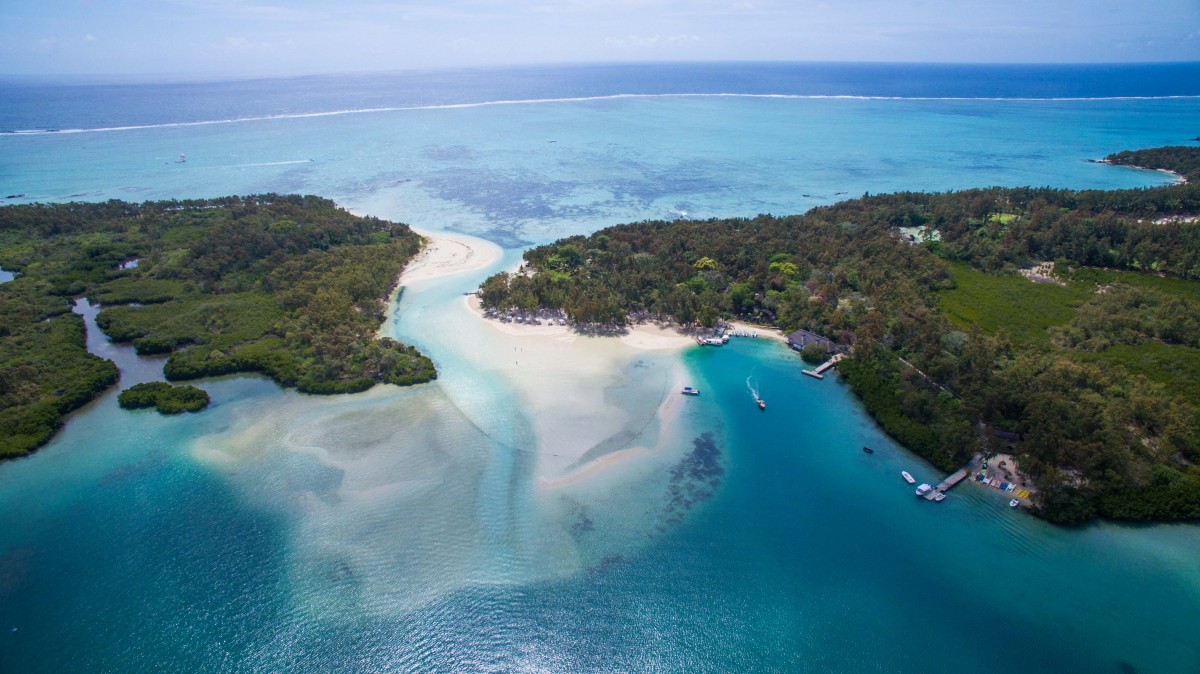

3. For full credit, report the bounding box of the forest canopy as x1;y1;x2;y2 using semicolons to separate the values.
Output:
117;382;210;415
479;146;1200;524
0;194;435;457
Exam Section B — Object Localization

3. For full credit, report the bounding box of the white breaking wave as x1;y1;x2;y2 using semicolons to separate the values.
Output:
4;92;1199;137
191;159;313;169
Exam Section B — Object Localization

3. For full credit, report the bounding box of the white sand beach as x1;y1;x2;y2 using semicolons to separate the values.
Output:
728;320;789;344
399;228;502;286
465;295;696;351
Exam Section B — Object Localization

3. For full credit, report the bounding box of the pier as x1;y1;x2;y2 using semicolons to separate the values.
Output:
802;353;845;379
924;468;968;501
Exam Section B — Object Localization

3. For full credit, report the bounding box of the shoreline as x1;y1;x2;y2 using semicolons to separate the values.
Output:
727;320;789;344
464;294;698;352
465;295;790;350
1090;158;1188;185
979;452;1037;504
398;228;503;287
379;229;502;336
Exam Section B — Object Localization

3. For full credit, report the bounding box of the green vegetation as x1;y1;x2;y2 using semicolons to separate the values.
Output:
479;146;1200;525
939;261;1200;409
1076;343;1200;408
1105;146;1200;180
117;382;210;414
0;308;118;456
799;342;829;364
0;195;435;457
938;261;1090;345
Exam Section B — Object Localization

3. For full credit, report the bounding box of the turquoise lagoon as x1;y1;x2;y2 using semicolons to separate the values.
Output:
2;67;1200;672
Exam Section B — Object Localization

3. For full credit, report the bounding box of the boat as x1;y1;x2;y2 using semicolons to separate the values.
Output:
901;471;915;484
915;483;932;496
1009;499;1020;508
175;153;187;163
680;386;700;396
755;397;766;410
934;492;946;502
862;446;874;454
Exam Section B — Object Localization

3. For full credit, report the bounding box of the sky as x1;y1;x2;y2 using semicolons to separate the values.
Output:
1;0;1198;79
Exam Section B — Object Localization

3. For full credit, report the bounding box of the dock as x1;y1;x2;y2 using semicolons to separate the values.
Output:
924;468;968;500
802;353;845;379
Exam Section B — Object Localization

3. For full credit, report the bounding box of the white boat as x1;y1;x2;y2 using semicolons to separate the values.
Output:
1009;499;1020;508
680;386;700;396
901;471;915;484
915;483;932;496
934;492;946;502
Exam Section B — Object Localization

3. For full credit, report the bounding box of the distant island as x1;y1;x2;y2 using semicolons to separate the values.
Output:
478;146;1200;525
0;195;435;458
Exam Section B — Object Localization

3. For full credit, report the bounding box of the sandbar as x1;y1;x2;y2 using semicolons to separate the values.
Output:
398;228;502;287
462;294;696;483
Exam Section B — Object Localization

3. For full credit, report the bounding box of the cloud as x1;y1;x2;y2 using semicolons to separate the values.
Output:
84;34;96;41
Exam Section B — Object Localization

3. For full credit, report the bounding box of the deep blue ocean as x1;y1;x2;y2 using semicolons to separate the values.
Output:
2;63;1200;673
3;62;1200;133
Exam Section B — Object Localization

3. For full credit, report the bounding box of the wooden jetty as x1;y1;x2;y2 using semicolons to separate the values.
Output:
802;353;845;379
924;468;968;501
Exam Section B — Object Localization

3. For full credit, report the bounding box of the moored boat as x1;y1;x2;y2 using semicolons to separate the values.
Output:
901;471;915;484
915;483;932;496
934;492;946;502
681;386;700;396
1009;499;1020;508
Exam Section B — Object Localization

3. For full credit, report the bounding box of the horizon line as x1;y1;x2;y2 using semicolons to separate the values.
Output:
3;58;1200;87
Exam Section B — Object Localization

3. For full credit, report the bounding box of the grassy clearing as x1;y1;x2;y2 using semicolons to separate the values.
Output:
1066;267;1200;302
936;261;1090;345
1077;342;1200;408
939;261;1200;407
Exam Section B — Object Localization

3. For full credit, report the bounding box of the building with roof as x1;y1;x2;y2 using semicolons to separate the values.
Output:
787;329;838;353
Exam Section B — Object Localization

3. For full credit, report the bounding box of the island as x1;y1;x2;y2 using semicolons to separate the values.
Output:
0;194;436;458
478;146;1200;525
117;382;210;414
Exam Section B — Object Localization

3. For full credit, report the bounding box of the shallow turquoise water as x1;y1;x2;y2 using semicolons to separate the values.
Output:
1;96;1191;246
1;76;1200;672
